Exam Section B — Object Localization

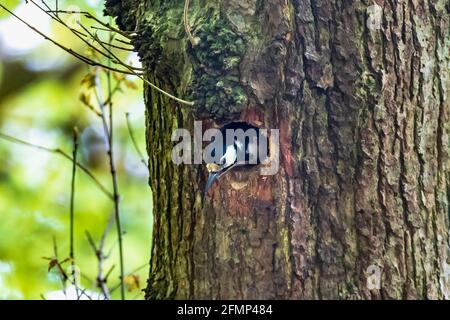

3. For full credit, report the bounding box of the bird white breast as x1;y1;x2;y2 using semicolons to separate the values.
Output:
221;145;237;167
235;140;244;150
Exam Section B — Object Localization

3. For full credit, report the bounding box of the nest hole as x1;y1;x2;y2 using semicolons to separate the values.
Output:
217;121;270;168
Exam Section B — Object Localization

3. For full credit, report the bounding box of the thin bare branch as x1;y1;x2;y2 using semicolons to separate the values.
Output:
85;213;113;301
69;128;78;259
52;237;67;295
106;235;121;258
102;82;122;106
96;39;135;52
85;231;98;253
47;1;191;104
106;24;114;145
45;9;136;39
114;38;134;46
80;23;194;106
88;27;135;52
94;68;125;300
82;101;103;117
1;2;193;106
104;264;116;282
80;272;95;286
0;4;139;76
30;1;141;71
69;127;80;299
44;256;93;300
183;0;197;46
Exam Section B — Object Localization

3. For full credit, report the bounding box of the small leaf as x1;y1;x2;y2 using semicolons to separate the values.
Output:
112;72;125;81
47;259;58;272
80;73;96;88
124;80;138;90
123;274;140;292
85;47;99;59
79;92;92;106
59;257;71;265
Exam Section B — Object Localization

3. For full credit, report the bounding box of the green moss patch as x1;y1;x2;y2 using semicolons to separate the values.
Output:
188;17;249;120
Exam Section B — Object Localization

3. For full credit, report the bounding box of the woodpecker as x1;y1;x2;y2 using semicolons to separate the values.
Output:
204;122;262;197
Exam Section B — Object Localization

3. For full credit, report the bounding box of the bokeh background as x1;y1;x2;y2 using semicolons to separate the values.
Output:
0;0;152;299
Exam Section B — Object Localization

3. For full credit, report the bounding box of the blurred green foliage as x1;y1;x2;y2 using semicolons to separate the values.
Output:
0;0;152;299
0;1;20;18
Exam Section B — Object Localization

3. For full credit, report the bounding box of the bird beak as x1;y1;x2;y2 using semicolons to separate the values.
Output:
204;171;220;196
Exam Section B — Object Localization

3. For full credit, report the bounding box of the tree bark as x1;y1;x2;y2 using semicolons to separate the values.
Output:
105;0;450;299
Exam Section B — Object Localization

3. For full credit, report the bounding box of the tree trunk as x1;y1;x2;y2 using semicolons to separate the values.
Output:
105;0;450;299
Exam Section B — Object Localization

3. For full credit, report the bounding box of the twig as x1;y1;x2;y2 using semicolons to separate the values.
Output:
52;236;67;295
69;128;78;259
81;101;103;117
80;272;95;286
90;25;126;35
85;214;113;300
105;234;122;258
96;39;135;52
1;2;194;106
88;27;135;51
104;265;116;282
0;132;113;200
45;9;135;39
45;257;93;300
42;0;191;105
80;23;194;106
183;0;197;46
107;23;114;145
30;1;141;71
103;80;122;106
69;128;80;300
114;38;134;46
99;215;115;258
85;213;115;300
0;3;138;76
125;113;149;170
85;231;97;253
93;68;125;300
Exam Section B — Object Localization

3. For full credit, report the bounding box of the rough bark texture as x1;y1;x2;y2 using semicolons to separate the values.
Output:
105;0;450;299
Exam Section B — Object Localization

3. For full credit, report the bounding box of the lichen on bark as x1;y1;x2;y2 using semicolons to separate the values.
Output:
188;16;248;120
